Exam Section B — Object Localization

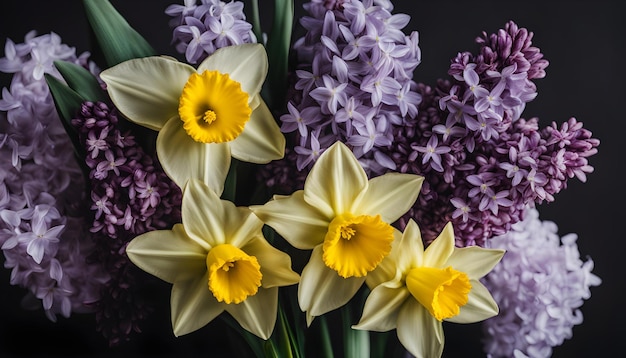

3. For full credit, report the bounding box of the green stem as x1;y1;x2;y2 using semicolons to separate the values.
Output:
250;0;263;44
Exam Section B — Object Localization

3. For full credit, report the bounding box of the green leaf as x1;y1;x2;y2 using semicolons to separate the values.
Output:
370;331;389;358
45;74;85;128
318;315;335;358
45;73;87;161
342;303;370;358
250;0;263;44
264;0;294;110
83;0;156;67
53;61;106;102
264;339;280;358
273;304;299;358
221;159;239;202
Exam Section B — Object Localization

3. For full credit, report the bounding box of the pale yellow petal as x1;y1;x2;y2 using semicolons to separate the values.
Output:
423;222;455;268
100;56;194;130
397;299;444;358
241;237;300;288
352;283;409;332
226;287;278;340
157;116;231;195
225;207;265;248
304;141;368;217
126;224;207;284
182;179;227;247
446;247;505;279
396;219;424;272
445;280;499;324
197;43;267;99
298;246;365;319
171;272;226;336
353;173;423;223
230;99;285;163
250;191;330;250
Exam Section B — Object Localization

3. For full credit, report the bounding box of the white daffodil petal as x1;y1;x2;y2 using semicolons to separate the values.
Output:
157;117;231;194
250;191;330;250
446;280;499;324
353;173;423;223
171;272;225;336
423;222;455;268
241;237;300;288
226;207;265;248
304;141;368;216
100;56;194;130
397;299;444;358
298;246;365;318
396;220;425;270
126;224;207;284
446;247;505;279
230;99;285;163
226;287;278;340
197;43;268;98
353;283;409;332
182;179;227;247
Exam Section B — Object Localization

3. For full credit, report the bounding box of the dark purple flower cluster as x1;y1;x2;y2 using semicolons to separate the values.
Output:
72;101;182;345
166;0;257;64
386;21;598;246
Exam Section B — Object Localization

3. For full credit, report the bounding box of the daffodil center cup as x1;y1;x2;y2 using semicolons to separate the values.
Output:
406;266;471;321
179;70;252;144
322;213;394;278
206;243;262;304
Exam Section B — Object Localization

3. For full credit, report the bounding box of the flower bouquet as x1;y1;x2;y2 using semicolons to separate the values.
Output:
0;1;601;357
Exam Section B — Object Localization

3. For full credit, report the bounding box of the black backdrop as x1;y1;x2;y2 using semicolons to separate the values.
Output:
0;1;623;357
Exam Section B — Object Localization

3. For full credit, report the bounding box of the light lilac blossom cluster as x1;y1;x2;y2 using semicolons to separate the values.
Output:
482;207;601;358
261;7;599;248
280;0;422;175
387;21;599;246
72;101;183;345
0;31;108;321
166;0;257;64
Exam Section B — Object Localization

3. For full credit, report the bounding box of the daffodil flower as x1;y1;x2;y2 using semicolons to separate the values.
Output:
125;178;300;339
353;220;505;358
100;44;285;194
251;141;424;324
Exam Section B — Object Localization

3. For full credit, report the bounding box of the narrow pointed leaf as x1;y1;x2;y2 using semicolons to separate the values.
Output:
264;0;293;109
53;60;106;102
45;74;88;170
274;305;295;358
318;315;334;358
221;159;239;202
45;74;85;122
263;340;280;358
83;0;155;67
342;293;370;358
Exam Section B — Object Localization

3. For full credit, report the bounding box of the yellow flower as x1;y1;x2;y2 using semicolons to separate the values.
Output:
126;179;300;339
352;220;505;358
100;44;285;194
251;141;424;324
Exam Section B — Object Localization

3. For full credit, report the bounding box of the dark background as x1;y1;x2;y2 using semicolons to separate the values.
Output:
0;1;622;357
